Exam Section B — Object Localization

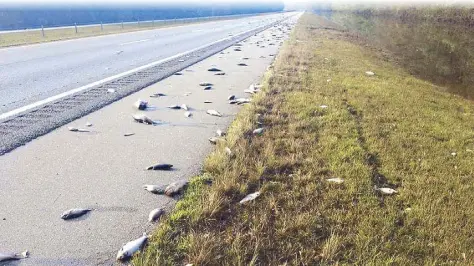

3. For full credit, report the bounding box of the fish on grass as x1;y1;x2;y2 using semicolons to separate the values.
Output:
148;208;164;222
134;100;148;110
326;178;344;184
239;192;260;204
143;185;166;194
365;71;375;76
207;110;222;117
61;208;92;220
253;128;264;135
116;233;148;261
374;186;397;195
132;114;158;125
147;164;173;171
225;147;232;156
0;251;29;262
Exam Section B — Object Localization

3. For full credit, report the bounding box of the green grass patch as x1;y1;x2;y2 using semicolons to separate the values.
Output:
134;13;474;265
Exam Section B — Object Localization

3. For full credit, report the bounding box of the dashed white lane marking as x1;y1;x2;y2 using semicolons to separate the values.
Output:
120;39;151;46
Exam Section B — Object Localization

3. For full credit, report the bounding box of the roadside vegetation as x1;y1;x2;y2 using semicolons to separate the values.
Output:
135;13;474;265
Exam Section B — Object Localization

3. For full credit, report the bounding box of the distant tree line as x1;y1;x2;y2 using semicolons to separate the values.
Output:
0;2;284;30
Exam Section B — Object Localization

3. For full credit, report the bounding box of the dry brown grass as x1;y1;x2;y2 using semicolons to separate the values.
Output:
134;13;474;265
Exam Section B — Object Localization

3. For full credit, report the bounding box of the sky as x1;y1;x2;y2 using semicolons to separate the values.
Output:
0;0;471;6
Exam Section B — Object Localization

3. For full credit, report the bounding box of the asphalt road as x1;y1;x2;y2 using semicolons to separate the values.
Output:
0;14;300;265
0;12;292;115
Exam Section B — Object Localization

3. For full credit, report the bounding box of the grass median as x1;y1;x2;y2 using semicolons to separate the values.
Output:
134;13;474;265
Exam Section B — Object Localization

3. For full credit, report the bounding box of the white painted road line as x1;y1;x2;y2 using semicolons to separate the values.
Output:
119;39;151;46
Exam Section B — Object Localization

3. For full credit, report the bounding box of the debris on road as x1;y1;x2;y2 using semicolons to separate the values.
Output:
116;233;148;261
147;164;173;171
148;208;164;222
0;250;29;262
68;127;90;132
207;110;222;117
61;208;92;220
143;185;166;194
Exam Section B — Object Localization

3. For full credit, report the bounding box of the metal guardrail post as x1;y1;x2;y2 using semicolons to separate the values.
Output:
75;23;78;34
41;25;45;37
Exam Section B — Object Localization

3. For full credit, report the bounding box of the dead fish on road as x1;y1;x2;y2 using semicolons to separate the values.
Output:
199;82;213;86
116;233;148;261
208;137;219;145
132;114;158;125
0;251;29;262
184;111;192;118
134;100;148;110
61;208;92;220
164;180;189;196
68;127;90;132
167;105;181;109
203;86;212;90
215;72;226;76
207;67;222;72
147;164;173;170
207;110;222;117
236;98;251;104
216;129;225;137
174;72;183;76
149;93;166;98
234;48;242;51
85;122;93;127
181;104;189;111
124;133;135;137
148;208;164;222
143;185;166;194
237;63;248;66
204;100;213;103
228;95;236;101
239;192;260;204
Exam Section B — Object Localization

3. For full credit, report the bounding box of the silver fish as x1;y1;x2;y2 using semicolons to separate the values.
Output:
216;129;225;137
132;114;157;125
253;128;264;135
181;104;189;111
239;192;261;204
199;82;213;86
237;63;248;66
116;233;148;261
208;137;219;145
164;181;189;196
167;105;181;110
61;208;92;220
148;208;164;222
207;110;222;117
143;185;166;194
134;100;148;110
147;164;173;171
68;127;90;132
0;251;28;262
